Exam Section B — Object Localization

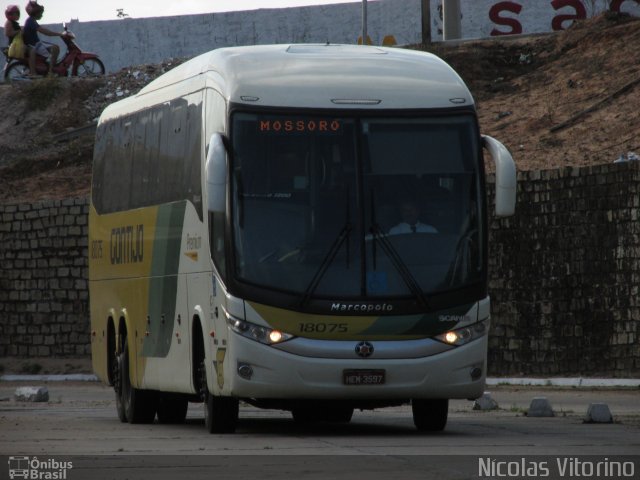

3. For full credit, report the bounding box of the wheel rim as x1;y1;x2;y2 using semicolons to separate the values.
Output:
6;63;30;82
77;59;103;77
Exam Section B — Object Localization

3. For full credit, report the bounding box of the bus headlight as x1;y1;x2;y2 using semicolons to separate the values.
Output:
435;320;488;347
227;317;294;345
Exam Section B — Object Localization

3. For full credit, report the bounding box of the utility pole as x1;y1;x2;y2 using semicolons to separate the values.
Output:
443;0;461;40
362;0;368;45
421;0;431;45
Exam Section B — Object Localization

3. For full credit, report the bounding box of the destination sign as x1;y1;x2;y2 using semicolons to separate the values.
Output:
258;118;342;134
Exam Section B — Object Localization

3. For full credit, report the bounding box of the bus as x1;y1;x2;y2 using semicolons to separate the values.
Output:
89;44;516;433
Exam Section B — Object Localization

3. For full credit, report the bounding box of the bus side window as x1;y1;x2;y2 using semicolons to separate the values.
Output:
103;118;132;212
130;112;150;209
91;124;107;212
209;211;226;279
186;101;203;218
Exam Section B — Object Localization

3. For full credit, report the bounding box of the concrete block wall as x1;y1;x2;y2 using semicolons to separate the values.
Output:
0;163;639;377
0;198;90;356
486;161;640;377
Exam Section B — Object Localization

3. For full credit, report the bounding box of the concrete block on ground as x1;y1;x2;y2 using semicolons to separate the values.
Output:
585;403;613;423
527;397;555;417
473;392;499;410
14;386;49;402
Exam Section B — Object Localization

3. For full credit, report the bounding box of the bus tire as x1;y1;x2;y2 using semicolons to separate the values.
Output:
157;393;188;424
120;342;157;424
200;361;238;433
113;352;127;423
205;394;239;434
412;398;448;432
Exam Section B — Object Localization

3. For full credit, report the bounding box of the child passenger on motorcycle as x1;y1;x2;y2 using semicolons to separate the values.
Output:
4;5;22;44
22;1;62;76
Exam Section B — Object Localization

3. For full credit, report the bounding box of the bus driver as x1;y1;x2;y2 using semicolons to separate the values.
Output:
388;199;438;235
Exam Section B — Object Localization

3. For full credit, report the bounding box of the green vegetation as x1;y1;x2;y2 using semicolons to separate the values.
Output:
508;404;527;414
20;362;43;375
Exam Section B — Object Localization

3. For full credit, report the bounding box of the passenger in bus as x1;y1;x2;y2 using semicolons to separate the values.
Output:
388;199;437;235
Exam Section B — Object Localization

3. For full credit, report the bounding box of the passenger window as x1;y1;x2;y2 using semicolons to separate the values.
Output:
210;212;226;279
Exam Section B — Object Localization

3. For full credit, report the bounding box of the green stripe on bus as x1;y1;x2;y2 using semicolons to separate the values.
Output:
143;201;187;358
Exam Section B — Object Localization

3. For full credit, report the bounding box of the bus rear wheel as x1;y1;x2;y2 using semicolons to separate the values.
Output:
118;340;157;424
199;360;238;433
412;398;448;432
113;352;127;423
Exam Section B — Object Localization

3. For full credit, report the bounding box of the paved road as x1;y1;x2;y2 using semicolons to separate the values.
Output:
0;382;638;479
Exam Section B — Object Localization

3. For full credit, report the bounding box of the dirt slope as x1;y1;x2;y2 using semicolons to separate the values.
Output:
451;12;640;172
0;13;638;204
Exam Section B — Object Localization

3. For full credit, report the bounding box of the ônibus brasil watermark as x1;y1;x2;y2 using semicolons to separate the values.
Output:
7;456;72;480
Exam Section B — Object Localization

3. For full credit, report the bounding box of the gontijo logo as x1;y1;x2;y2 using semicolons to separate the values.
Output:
8;456;73;479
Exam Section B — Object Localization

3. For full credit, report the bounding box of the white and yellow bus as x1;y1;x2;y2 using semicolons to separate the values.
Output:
89;44;516;433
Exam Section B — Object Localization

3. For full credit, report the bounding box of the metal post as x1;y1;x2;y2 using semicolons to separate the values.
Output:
443;0;461;41
421;0;431;45
362;0;368;45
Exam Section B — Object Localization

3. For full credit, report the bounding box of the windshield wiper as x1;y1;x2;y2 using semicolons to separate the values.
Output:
369;192;429;309
447;226;478;287
300;191;352;308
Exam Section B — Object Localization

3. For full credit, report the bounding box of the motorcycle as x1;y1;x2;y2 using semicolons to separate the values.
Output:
2;25;104;81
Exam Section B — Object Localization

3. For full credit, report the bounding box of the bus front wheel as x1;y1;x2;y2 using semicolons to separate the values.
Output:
412;398;448;432
199;360;238;433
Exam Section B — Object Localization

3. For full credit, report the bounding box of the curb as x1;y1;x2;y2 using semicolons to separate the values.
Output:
1;375;639;387
0;374;99;382
485;377;640;388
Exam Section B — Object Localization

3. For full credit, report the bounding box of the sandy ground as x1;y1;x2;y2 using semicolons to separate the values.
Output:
0;383;638;459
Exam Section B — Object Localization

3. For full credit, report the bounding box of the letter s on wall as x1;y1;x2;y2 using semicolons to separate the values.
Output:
489;1;523;36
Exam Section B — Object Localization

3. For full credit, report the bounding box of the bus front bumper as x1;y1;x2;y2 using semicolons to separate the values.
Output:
222;332;487;400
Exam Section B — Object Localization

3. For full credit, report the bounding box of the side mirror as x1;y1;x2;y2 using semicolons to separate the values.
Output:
206;133;228;213
483;135;516;217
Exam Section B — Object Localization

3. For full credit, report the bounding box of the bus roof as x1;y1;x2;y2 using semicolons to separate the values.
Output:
101;44;474;120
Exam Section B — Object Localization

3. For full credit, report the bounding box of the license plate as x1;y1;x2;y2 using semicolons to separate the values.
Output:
343;369;385;385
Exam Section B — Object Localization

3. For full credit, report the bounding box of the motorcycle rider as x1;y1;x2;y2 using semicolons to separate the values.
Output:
22;0;62;75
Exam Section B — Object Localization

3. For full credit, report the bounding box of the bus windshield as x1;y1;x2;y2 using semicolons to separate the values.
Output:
230;112;483;302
